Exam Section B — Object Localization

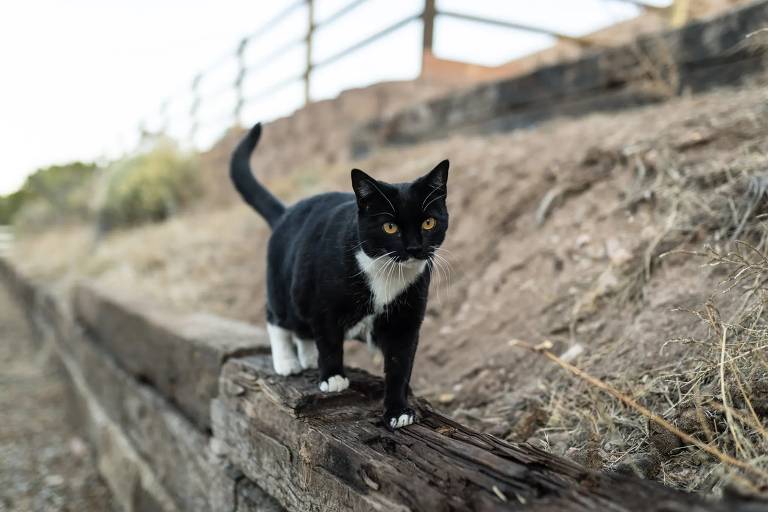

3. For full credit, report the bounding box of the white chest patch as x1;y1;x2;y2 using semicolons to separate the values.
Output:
355;250;427;313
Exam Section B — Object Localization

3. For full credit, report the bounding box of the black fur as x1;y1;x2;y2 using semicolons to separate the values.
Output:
229;124;285;228
230;123;449;429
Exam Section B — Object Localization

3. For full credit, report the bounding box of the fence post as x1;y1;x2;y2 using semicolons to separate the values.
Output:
234;38;249;126
138;121;149;145
421;0;436;73
304;0;315;104
669;0;690;27
159;100;170;135
189;73;203;144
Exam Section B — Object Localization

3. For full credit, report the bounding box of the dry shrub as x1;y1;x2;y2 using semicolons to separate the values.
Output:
523;108;768;495
529;239;768;493
99;139;200;230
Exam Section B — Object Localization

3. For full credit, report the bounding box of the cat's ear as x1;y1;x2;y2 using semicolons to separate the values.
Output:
351;168;379;206
419;159;449;191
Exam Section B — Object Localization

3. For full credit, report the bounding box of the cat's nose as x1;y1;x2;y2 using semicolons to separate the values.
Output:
405;245;423;258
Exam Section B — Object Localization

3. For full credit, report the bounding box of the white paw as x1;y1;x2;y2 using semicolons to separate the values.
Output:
273;354;302;376
389;412;415;430
319;375;349;393
295;338;318;370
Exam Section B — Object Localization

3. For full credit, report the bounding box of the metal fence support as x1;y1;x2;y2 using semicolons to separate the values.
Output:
234;38;249;126
159;100;170;135
422;0;436;68
189;73;203;142
437;10;594;48
304;0;315;105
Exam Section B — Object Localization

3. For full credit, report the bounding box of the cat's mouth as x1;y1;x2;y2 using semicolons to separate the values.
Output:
394;255;429;267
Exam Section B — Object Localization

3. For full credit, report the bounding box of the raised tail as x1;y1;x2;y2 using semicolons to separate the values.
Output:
229;123;285;228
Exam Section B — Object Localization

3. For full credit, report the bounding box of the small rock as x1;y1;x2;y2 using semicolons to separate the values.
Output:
437;393;455;404
565;447;580;460
649;419;682;457
614;451;661;479
605;238;633;266
44;475;65;487
69;437;88;458
209;438;229;457
487;423;511;439
226;382;245;396
545;433;571;455
675;407;709;438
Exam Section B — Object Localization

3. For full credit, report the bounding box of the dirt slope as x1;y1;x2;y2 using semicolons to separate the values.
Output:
13;83;768;495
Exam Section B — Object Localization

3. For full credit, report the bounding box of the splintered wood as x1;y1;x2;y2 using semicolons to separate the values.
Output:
213;355;740;512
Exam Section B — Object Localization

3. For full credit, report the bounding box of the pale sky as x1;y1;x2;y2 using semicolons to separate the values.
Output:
0;0;668;195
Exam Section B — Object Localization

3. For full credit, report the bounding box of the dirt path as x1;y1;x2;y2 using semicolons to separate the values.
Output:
0;283;114;512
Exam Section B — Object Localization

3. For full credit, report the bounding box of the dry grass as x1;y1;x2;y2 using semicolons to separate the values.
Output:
505;102;768;495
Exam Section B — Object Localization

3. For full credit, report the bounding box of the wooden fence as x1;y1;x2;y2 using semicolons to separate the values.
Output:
140;0;686;147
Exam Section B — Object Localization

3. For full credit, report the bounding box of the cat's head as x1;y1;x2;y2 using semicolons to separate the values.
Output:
351;160;449;263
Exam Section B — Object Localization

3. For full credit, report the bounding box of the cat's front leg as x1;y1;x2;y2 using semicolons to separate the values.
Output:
315;321;348;392
378;325;419;431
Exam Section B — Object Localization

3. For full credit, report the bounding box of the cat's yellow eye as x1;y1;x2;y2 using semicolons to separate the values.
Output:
422;217;437;231
382;222;399;235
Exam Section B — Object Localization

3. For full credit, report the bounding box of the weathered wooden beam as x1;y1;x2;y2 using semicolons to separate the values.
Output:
73;281;268;430
213;355;748;512
0;262;286;512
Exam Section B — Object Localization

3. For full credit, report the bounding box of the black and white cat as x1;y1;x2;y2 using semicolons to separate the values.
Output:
230;123;449;430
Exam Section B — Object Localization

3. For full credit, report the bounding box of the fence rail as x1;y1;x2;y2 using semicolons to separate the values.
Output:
140;0;684;148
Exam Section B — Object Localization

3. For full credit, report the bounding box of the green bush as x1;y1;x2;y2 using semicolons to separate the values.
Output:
99;140;200;229
0;162;99;228
0;141;200;232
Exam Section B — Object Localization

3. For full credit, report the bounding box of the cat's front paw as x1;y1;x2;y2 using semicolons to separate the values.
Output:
272;354;302;376
384;408;415;431
319;374;349;392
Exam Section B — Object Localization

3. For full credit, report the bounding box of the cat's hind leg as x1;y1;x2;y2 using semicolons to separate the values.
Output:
267;323;302;376
293;335;318;370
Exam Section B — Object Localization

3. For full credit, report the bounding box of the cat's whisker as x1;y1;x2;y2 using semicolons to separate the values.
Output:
432;246;453;265
427;258;444;305
352;250;394;278
433;255;452;280
431;248;454;278
429;252;451;300
423;193;446;211
373;255;392;283
383;257;398;320
421;183;443;210
345;241;365;253
371;253;395;281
